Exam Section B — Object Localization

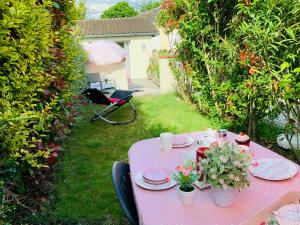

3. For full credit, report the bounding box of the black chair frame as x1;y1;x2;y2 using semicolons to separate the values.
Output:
112;161;139;225
83;88;137;125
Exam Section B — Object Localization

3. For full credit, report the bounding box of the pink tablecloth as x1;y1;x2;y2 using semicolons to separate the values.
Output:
128;132;300;225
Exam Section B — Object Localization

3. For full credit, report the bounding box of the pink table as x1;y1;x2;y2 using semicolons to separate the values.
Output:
128;132;300;225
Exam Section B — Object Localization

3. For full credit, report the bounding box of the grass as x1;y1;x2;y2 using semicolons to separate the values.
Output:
53;93;213;224
50;92;297;224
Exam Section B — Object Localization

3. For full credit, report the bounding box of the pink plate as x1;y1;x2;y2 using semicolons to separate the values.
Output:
249;158;298;180
144;177;168;185
173;135;188;146
142;168;169;182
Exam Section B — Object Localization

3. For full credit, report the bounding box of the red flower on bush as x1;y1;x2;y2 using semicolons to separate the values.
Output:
161;0;175;10
239;51;247;62
246;81;253;89
47;151;59;164
250;54;260;66
249;67;255;75
65;101;73;108
52;77;66;90
48;142;61;152
47;142;61;164
72;95;83;100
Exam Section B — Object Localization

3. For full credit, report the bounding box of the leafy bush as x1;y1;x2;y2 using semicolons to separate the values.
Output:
140;1;160;12
147;50;160;80
158;0;300;142
101;1;137;19
0;0;86;223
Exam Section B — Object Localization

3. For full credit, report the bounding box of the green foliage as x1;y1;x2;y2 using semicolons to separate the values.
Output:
77;0;86;19
101;1;137;19
272;62;300;158
159;0;300;140
172;161;198;191
147;50;160;79
140;1;160;12
0;0;86;222
200;143;252;190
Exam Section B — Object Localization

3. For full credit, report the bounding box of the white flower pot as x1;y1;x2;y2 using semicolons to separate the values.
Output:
209;188;238;208
178;187;195;205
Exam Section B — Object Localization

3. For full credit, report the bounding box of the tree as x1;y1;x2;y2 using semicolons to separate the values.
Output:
101;2;137;19
140;1;160;12
77;0;86;19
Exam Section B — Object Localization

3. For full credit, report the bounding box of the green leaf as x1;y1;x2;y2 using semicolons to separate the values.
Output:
293;67;300;73
52;2;60;9
280;62;290;71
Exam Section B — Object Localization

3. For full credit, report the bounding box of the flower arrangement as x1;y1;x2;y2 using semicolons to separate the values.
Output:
199;143;253;190
173;160;198;192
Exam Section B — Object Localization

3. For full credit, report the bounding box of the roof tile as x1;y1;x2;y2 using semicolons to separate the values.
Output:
77;17;159;38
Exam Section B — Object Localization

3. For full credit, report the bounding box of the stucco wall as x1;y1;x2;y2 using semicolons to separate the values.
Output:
85;62;128;90
159;58;176;93
158;27;170;50
128;37;153;79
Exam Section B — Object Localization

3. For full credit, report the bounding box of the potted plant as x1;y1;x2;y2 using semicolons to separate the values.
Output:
173;160;198;205
199;143;252;207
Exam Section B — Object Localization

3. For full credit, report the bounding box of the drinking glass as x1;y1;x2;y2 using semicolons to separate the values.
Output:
160;132;174;152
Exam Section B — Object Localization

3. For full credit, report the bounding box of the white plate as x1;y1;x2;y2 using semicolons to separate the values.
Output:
274;204;300;224
134;171;177;191
249;158;298;181
172;136;194;148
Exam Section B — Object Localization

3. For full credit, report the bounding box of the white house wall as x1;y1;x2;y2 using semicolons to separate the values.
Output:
128;37;153;79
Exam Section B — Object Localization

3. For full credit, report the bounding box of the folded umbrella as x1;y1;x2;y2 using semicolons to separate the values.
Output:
82;40;127;66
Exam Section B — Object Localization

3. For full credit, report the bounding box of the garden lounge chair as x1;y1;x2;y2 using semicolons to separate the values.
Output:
82;88;137;125
112;161;139;225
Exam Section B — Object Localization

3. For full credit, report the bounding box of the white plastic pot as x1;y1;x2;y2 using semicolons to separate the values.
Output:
178;186;196;205
209;188;238;208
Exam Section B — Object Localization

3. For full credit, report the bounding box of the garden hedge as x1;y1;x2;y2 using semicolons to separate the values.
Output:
0;0;86;223
159;0;299;156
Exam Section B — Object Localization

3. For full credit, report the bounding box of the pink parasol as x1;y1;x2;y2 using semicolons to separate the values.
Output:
82;40;127;66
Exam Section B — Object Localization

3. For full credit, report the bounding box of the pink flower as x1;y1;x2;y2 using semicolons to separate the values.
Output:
186;165;192;171
166;176;171;182
210;141;219;148
176;165;183;172
250;152;255;157
252;162;259;167
183;169;191;176
240;149;246;153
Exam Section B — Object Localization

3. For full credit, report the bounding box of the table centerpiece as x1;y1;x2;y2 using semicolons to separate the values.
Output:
199;142;253;207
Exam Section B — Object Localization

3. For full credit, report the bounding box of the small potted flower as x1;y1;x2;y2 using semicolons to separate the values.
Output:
199;143;252;207
173;160;198;205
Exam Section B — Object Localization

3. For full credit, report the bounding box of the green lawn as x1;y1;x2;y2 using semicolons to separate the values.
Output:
53;93;213;224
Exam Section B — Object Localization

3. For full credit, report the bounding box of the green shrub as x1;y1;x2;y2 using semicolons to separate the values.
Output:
101;1;137;19
158;0;300;140
0;0;86;223
147;50;160;79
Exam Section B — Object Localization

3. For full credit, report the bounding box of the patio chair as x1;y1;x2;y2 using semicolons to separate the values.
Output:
112;161;139;225
82;88;137;125
87;73;116;93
